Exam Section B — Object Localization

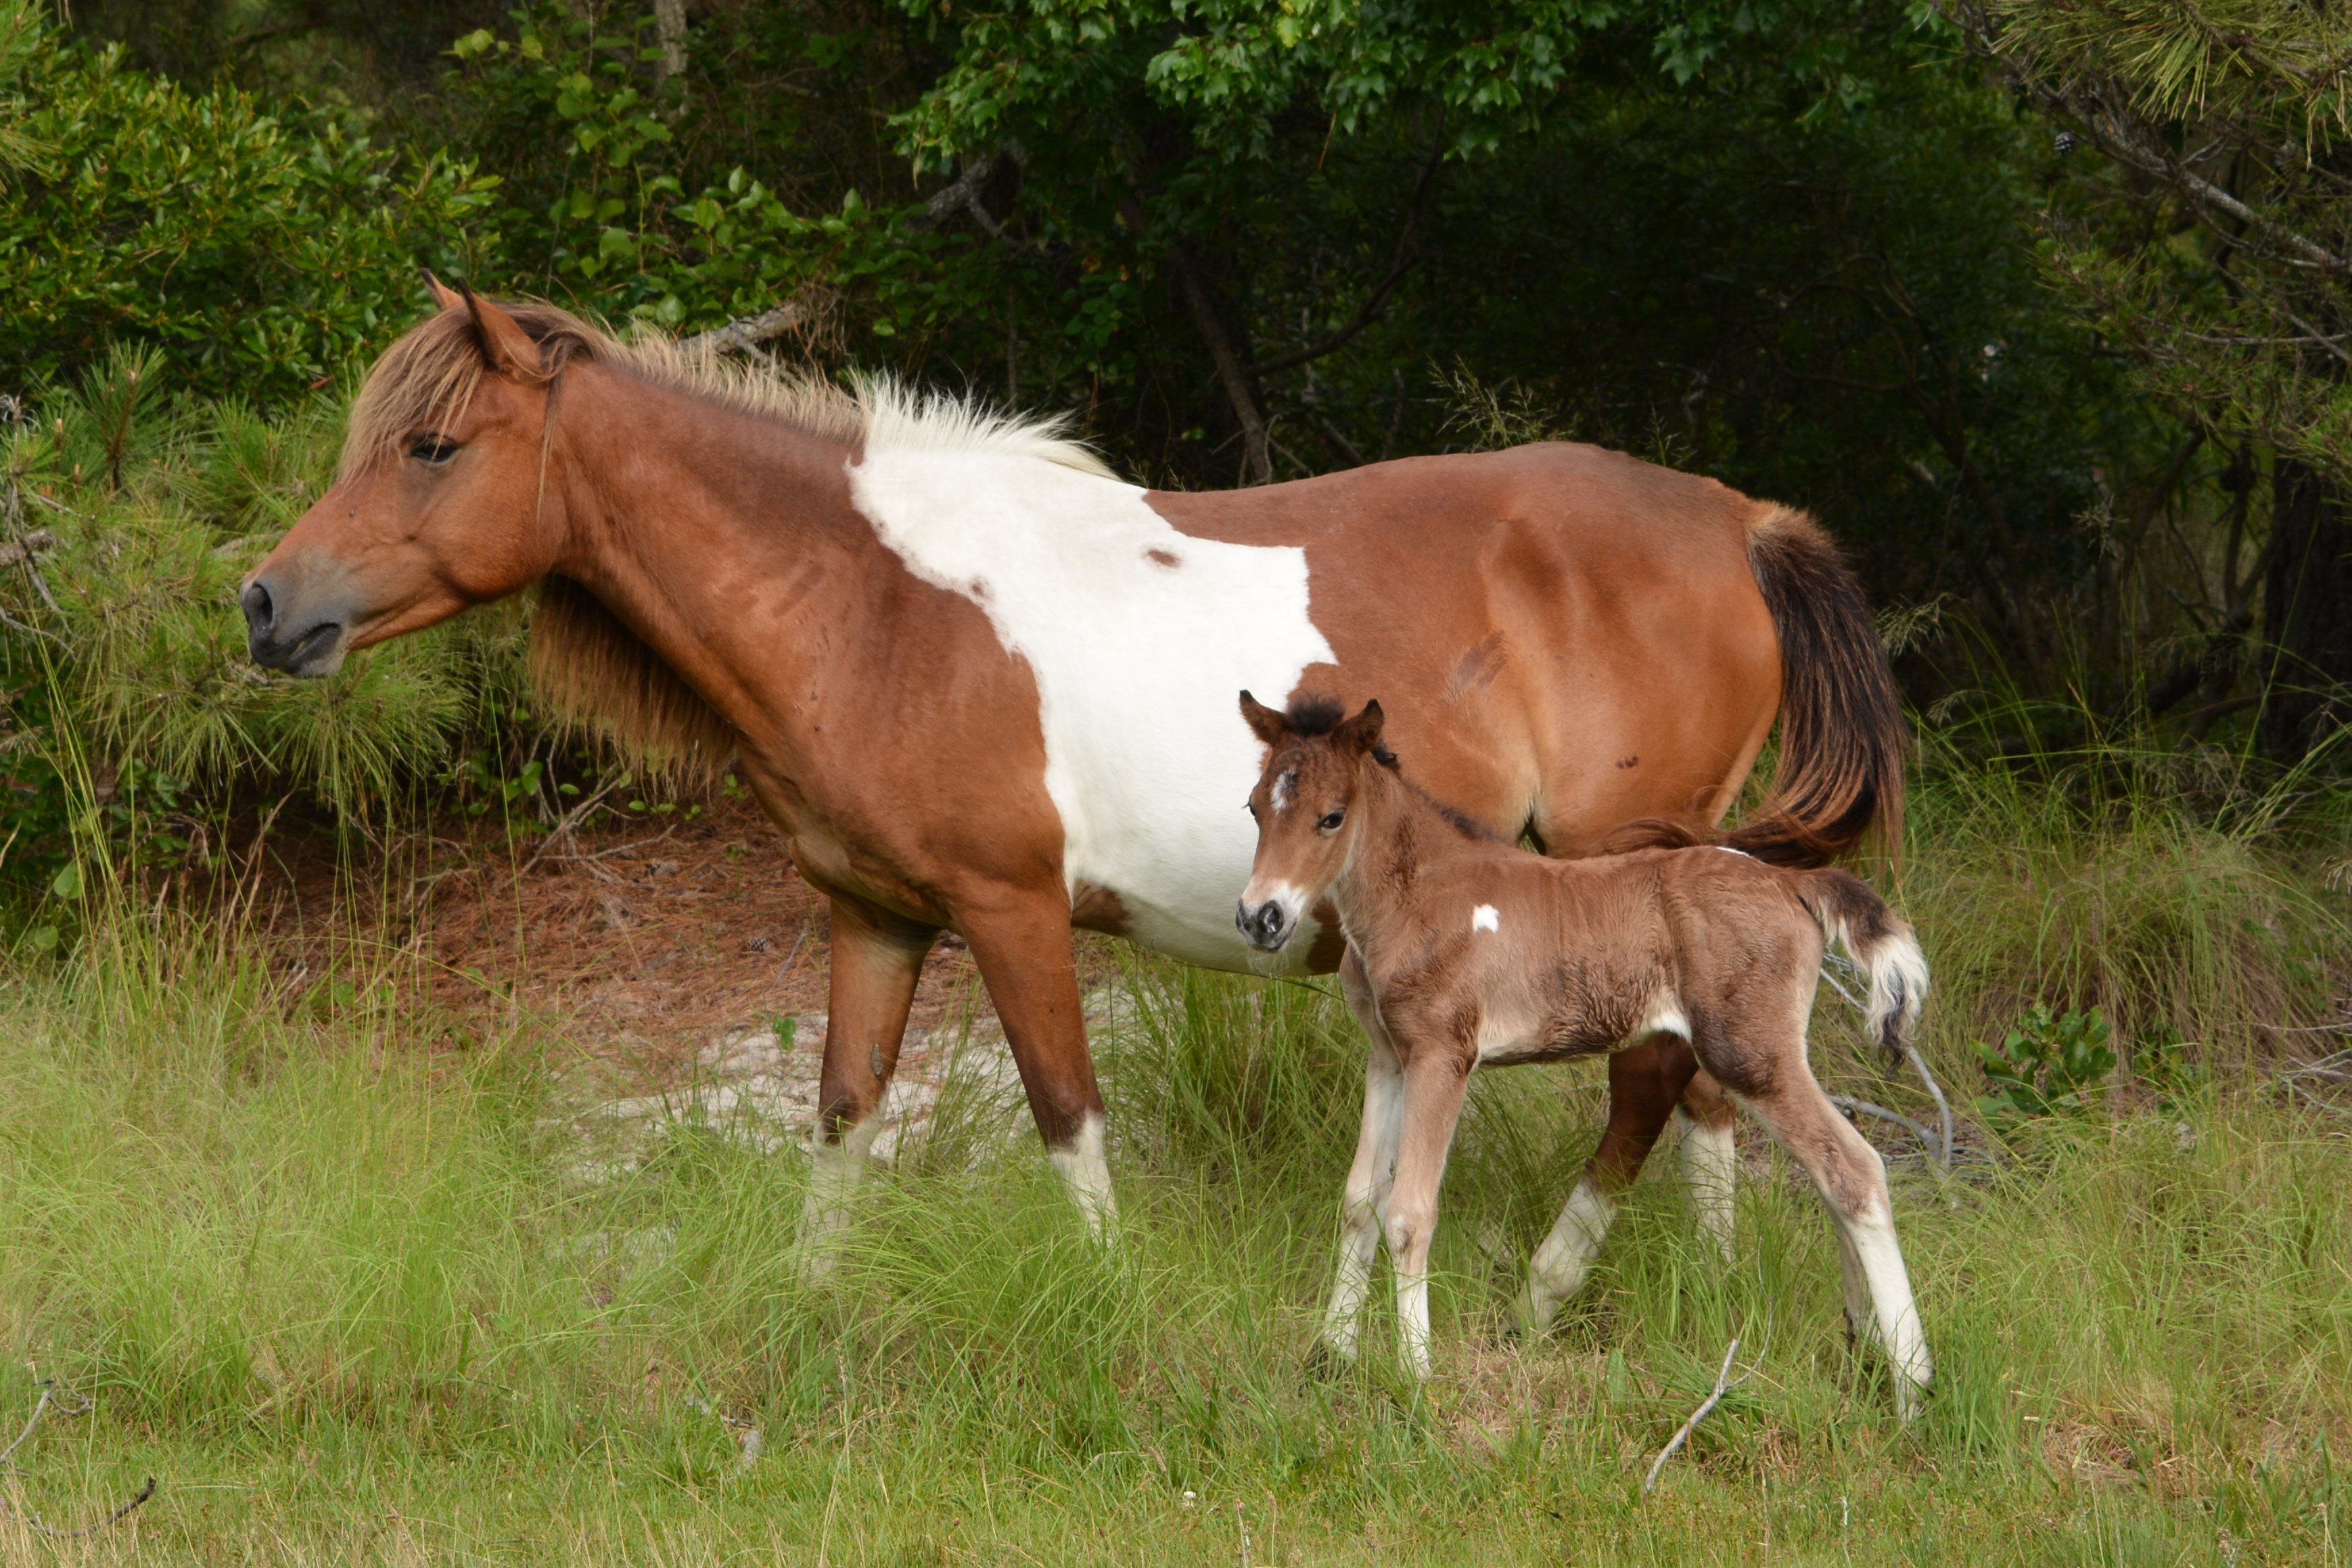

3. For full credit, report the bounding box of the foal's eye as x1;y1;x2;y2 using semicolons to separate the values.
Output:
1317;810;1345;832
408;433;459;465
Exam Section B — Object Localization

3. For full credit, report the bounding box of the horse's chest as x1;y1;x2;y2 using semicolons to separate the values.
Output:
848;452;1335;968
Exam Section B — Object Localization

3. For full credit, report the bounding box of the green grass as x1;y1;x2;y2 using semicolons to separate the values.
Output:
0;768;2347;1565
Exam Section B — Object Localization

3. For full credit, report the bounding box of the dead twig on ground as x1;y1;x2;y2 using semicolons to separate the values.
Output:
0;1381;156;1538
1643;1338;1749;1494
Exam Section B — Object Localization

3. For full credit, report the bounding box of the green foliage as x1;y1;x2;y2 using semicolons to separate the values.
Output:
0;0;499;406
1974;1002;2115;1121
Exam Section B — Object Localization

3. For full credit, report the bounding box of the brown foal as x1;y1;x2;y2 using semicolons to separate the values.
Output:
1237;693;1934;1415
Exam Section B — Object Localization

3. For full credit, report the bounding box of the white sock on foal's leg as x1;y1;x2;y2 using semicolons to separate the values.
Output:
1517;1175;1617;1333
1048;1111;1118;1239
1676;1107;1739;1262
1836;1195;1934;1417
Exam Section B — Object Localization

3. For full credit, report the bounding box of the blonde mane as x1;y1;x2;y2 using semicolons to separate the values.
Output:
342;298;1117;779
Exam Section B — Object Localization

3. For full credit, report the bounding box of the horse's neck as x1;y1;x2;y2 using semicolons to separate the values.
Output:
548;364;872;726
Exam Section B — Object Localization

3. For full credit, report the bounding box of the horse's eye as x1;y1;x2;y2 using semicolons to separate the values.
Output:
408;434;459;465
1318;810;1345;832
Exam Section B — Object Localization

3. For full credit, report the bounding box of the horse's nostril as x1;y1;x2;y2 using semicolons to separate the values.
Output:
241;580;275;638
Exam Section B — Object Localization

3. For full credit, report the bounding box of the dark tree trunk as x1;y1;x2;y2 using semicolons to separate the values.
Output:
2259;459;2352;760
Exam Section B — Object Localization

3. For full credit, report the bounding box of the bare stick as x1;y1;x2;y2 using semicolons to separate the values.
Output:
1644;1337;1743;1494
1829;1094;1938;1151
0;1385;52;1467
518;772;629;876
678;290;824;357
0;1384;151;1538
1904;1046;1956;1172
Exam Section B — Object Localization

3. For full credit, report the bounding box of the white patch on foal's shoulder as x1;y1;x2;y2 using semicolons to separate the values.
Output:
1471;904;1500;933
846;451;1335;969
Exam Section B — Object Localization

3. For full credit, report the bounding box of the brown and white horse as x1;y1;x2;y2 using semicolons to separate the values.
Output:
241;283;1905;1245
1236;693;1933;1412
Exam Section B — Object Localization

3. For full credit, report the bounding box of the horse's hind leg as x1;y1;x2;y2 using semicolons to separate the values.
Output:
1726;1037;1933;1417
1676;1071;1739;1262
1322;949;1406;1363
802;896;938;1274
1518;1034;1699;1333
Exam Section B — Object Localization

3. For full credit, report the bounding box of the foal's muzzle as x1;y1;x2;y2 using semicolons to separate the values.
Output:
241;576;348;678
1237;898;1295;952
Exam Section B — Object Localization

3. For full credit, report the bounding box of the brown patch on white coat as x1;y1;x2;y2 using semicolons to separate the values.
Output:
1237;693;1933;1416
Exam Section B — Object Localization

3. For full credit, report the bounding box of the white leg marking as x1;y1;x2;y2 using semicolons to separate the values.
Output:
1387;1205;1437;1381
1471;903;1500;933
1517;1176;1617;1333
1047;1111;1118;1239
1836;1195;1934;1418
1323;1046;1405;1360
1676;1108;1738;1262
799;1114;883;1280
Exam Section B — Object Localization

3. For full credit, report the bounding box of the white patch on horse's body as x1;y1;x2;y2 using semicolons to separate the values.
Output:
1270;770;1295;814
1471;903;1500;933
1634;990;1692;1044
1046;1111;1116;1238
848;451;1335;970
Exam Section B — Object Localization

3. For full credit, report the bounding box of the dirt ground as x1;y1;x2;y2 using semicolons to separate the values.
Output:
246;795;1131;1105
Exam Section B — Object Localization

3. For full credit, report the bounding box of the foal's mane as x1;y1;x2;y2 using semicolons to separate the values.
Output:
1281;693;1494;844
342;298;1116;779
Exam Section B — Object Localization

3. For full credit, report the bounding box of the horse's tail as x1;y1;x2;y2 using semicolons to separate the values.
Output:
1797;869;1928;1063
1720;505;1907;869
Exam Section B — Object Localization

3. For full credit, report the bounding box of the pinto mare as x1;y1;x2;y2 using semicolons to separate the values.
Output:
239;283;1905;1250
1235;693;1933;1414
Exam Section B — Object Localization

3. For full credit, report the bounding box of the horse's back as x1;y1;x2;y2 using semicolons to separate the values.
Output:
1149;444;1781;852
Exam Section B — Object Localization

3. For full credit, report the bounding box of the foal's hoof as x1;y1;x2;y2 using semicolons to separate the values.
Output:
1304;1341;1358;1383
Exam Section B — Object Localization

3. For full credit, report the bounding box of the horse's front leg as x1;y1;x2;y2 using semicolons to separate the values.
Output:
1322;948;1405;1362
957;888;1115;1235
801;895;936;1274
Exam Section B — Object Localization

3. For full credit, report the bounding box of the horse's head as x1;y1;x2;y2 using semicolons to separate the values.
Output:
1235;690;1386;952
242;279;570;676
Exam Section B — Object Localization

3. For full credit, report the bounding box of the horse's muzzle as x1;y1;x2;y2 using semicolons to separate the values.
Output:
241;577;347;678
1236;898;1294;952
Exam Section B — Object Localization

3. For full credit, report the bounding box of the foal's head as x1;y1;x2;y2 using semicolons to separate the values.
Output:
241;279;572;676
1235;691;1387;952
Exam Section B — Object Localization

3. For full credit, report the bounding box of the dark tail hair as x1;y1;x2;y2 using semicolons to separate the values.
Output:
1720;506;1907;868
1796;869;1929;1061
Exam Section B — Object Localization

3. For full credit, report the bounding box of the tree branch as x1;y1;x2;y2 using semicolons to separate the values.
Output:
1124;194;1272;484
678;290;825;356
1250;140;1442;377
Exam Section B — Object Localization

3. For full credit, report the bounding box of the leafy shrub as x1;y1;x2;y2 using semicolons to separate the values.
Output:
1975;1003;2116;1122
0;0;499;406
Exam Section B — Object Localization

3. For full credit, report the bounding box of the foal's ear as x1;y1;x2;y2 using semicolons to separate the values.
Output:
456;281;547;381
1238;690;1289;747
422;270;467;313
1337;699;1386;755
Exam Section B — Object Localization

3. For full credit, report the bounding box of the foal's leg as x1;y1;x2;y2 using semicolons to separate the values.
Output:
1730;1042;1934;1417
1323;950;1406;1362
1676;1070;1740;1262
957;889;1116;1235
1383;1046;1475;1380
803;896;936;1272
1518;1034;1701;1333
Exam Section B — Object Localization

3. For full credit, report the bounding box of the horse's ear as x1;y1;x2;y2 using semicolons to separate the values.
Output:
456;281;546;380
1337;699;1386;755
422;270;467;313
1239;690;1289;747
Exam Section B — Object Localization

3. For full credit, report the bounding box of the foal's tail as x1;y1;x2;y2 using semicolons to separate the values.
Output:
1724;506;1908;869
1797;870;1929;1061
